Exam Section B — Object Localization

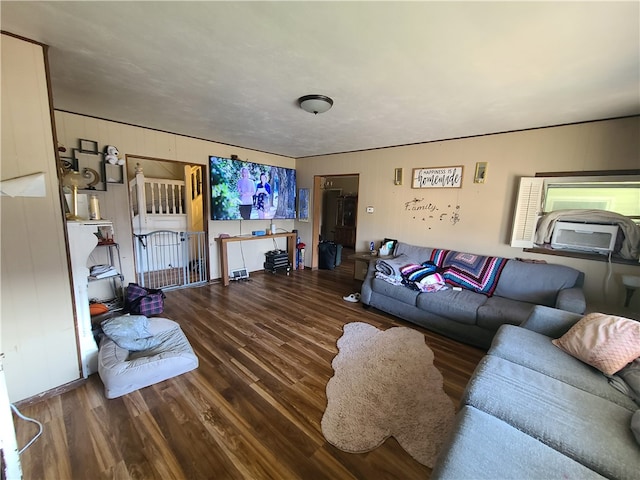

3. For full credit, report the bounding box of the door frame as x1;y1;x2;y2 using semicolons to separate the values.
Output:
310;174;359;270
311;175;323;269
126;155;209;284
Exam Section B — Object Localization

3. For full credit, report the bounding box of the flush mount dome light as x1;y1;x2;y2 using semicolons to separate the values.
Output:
298;94;333;114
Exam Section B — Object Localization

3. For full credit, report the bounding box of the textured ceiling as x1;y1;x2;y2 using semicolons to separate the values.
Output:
2;1;638;158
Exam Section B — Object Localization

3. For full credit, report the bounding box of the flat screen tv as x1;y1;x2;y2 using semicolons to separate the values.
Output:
210;156;297;221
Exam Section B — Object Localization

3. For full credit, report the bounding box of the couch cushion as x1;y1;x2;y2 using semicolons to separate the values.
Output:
632;410;640;446
394;242;434;264
618;358;640;403
519;305;582;338
476;297;535;330
371;277;420;306
493;260;581;306
432;406;606;480
416;289;486;325
552;312;640;376
464;355;640;480
489;325;638;410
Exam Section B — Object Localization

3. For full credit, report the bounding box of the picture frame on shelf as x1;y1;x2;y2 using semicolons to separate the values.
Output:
79;139;99;154
104;162;124;184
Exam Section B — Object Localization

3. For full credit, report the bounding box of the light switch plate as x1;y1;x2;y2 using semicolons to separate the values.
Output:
366;206;374;213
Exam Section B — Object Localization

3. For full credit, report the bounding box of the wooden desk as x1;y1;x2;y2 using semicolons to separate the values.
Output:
348;252;392;281
216;232;297;286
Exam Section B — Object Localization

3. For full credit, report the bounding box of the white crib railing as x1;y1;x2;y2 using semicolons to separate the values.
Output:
129;165;186;231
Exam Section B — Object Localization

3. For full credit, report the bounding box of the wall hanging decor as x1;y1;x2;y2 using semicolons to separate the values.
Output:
298;188;310;222
394;167;403;185
474;162;488;183
73;149;105;191
412;166;463;189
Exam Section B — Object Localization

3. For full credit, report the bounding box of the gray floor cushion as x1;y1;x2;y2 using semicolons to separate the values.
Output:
98;317;198;399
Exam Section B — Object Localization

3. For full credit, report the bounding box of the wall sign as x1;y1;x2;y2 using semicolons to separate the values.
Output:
412;166;463;189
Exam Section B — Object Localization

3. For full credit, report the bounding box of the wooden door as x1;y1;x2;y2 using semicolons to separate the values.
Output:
185;165;204;232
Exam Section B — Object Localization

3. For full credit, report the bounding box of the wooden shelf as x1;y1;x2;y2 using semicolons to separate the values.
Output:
524;246;639;266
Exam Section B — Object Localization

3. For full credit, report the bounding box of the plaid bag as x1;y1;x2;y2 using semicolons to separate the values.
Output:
124;283;166;316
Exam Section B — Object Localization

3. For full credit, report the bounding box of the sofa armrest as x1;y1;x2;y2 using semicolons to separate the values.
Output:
360;261;377;305
555;287;586;314
520;305;582;338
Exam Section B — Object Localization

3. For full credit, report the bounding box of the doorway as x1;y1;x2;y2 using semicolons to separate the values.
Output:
311;174;359;268
127;157;208;290
321;189;342;242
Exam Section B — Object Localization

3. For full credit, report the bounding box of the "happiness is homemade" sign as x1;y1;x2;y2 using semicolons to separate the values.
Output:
412;166;463;189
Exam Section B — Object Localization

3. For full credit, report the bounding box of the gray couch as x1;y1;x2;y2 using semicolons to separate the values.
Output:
360;242;586;349
432;305;640;479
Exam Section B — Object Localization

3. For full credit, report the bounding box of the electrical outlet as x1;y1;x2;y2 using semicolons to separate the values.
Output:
366;206;374;213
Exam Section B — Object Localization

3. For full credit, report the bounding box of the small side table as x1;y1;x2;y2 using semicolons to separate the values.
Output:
348;252;392;281
622;275;640;308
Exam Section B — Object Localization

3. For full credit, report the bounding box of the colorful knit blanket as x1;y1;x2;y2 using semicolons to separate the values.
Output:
399;263;447;293
399;263;437;282
430;249;508;296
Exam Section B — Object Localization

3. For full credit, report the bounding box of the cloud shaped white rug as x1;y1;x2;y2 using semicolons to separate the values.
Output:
321;322;455;467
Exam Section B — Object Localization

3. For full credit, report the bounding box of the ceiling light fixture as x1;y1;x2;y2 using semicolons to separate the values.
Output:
298;94;333;114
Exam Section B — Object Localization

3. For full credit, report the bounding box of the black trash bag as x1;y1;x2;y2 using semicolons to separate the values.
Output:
319;241;342;270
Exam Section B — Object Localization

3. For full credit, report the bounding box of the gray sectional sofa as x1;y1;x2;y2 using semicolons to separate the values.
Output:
360;241;586;349
432;305;640;479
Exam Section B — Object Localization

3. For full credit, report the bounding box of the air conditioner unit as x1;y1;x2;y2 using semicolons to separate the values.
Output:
551;221;619;254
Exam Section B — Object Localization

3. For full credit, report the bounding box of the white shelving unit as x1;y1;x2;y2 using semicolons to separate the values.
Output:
88;242;125;311
67;220;123;377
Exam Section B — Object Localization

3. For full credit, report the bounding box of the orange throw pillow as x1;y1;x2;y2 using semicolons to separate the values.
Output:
552;312;640;375
89;303;109;316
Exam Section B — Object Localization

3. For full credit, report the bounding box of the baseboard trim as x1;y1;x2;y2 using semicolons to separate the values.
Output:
14;377;88;408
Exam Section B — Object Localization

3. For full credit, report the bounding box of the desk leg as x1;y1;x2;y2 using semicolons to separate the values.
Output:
219;241;230;286
287;235;296;270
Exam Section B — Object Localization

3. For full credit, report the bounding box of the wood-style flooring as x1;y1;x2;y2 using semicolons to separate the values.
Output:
14;254;485;479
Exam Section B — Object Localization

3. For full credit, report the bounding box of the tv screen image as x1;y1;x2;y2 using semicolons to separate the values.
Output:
210;156;297;221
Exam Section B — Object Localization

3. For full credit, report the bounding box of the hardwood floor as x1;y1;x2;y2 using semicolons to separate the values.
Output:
14;256;485;479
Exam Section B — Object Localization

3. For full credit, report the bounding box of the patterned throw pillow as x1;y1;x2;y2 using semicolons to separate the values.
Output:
552;313;640;375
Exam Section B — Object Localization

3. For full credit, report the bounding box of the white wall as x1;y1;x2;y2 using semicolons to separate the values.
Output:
296;117;640;312
57;113;639;313
54;112;296;281
1;35;79;402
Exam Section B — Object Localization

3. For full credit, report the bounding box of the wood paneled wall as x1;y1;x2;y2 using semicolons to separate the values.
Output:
1;34;79;402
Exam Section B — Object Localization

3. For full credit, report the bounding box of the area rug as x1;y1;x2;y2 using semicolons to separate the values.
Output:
321;322;455;467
